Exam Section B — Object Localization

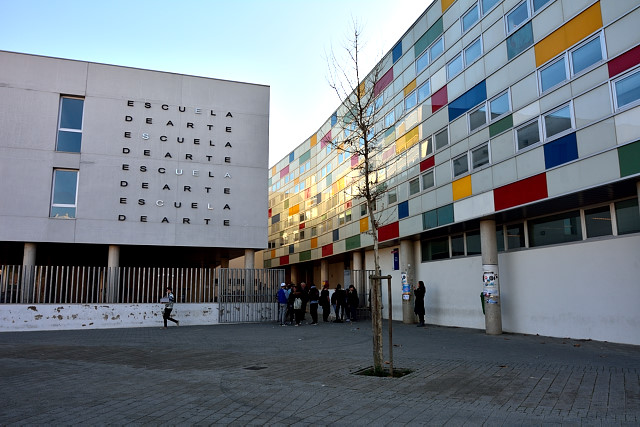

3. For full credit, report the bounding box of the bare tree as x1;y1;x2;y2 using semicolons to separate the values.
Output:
327;21;392;373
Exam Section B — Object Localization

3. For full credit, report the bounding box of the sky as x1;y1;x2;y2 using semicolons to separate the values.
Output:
1;0;434;167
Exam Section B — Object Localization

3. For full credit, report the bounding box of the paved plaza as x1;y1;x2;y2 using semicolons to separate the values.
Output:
0;318;639;425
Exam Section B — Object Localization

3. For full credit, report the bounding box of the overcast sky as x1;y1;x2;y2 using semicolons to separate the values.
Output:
1;0;434;166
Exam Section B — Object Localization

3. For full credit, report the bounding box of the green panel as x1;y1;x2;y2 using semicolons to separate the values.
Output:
619;140;640;177
299;250;311;262
264;259;271;268
326;173;332;185
345;234;361;251
423;210;438;230
284;198;289;209
268;177;272;186
437;204;454;225
385;126;395;138
489;114;513;137
299;150;311;163
414;17;443;57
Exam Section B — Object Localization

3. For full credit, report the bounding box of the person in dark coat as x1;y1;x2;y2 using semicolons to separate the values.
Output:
414;280;426;327
320;283;331;322
308;284;320;325
300;282;309;324
292;284;304;326
286;284;296;325
333;284;346;323
346;285;359;322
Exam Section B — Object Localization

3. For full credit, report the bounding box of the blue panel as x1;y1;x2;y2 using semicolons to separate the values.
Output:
289;244;294;254
289;152;295;162
331;112;337;127
333;229;339;242
392;42;403;63
437;204;454;225
272;213;280;224
398;201;409;219
316;193;322;204
544;132;578;169
507;22;533;60
423;210;437;229
448;81;487;122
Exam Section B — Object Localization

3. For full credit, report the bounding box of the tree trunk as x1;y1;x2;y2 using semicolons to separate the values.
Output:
369;204;383;372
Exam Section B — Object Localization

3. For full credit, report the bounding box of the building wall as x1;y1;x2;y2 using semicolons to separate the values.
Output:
0;51;269;250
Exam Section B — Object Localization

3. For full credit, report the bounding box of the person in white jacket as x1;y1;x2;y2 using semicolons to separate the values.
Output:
162;286;179;328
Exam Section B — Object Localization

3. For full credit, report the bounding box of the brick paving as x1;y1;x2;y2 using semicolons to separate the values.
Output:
0;319;639;425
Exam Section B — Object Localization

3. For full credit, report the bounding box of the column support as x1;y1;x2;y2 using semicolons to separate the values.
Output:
480;219;502;335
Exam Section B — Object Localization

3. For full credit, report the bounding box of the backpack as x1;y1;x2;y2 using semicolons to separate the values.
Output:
294;298;302;310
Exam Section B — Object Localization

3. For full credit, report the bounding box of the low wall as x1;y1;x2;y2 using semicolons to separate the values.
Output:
0;303;220;332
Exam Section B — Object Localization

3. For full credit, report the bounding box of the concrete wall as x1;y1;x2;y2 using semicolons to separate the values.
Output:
361;234;640;345
0;303;220;332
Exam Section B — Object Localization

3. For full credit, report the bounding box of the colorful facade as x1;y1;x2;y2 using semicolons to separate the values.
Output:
264;0;640;344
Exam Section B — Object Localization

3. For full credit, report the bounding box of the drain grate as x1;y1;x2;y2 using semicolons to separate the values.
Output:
243;366;268;371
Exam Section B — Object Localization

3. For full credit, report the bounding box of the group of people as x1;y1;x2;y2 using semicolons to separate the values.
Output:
276;282;360;326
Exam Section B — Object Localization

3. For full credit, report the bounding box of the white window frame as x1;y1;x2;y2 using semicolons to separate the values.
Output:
404;89;418;112
468;102;488;133
429;37;445;62
56;96;84;153
471;142;491;170
612;67;640;111
489;90;511;122
434;127;449;151
464;36;483;67
505;0;530;35
421;169;435;190
417;79;431;104
542;102;574;142
462;2;480;33
515;118;542;152
538;55;569;93
50;169;79;219
568;31;606;77
452;153;470;178
447;53;463;80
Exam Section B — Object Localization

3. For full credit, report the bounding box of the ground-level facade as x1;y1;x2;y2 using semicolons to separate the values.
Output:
263;0;640;345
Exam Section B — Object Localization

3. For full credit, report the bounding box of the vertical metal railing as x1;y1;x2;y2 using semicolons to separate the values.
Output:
217;268;284;323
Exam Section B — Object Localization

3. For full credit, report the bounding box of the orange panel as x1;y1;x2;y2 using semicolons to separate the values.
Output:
358;81;366;99
288;204;299;216
360;217;369;233
270;249;276;259
311;237;318;249
271;166;276;176
294;177;299;185
534;1;602;67
404;79;417;97
452;175;472;201
441;0;455;13
310;134;317;147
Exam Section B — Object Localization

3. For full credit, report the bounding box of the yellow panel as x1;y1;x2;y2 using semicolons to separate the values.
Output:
358;81;366;99
271;166;276;176
535;1;602;67
332;182;338;194
396;136;407;154
441;0;455;13
311;237;318;249
270;249;276;259
288;204;299;216
294;177;299;185
452;176;472;201
360;217;369;233
405;127;420;150
310;134;317;147
404;79;417;97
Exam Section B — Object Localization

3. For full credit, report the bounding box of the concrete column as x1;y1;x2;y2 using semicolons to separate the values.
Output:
480;219;502;335
352;251;363;307
320;259;329;287
399;240;415;324
107;245;120;303
290;264;299;284
637;181;640;214
244;249;255;269
21;243;37;303
352;251;362;270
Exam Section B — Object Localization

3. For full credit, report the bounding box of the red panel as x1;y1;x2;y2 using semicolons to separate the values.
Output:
322;244;334;257
320;130;332;149
493;173;548;211
268;208;272;218
299;223;305;230
378;221;400;242
431;85;448;113
304;188;311;199
279;165;289;178
351;154;359;167
345;200;352;209
279;255;289;265
608;44;640;78
374;68;394;97
420;156;435;172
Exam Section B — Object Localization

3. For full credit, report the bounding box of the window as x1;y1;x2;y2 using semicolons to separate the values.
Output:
421;236;450;261
506;223;525;249
409;177;420;195
471;143;490;169
615;198;640;235
375;96;383;111
464;38;482;66
506;1;529;34
50;169;78;218
528;211;582;247
516;120;540;150
571;35;603;75
533;0;552;12
451;235;464;256
311;226;317;237
447;54;463;80
469;104;487;131
506;22;533;60
421;137;433;158
326;145;332;155
360;203;367;216
543;104;572;139
614;69;640;110
385;111;395;127
56;97;84;152
489;91;510;120
387;188;397;205
466;231;481;255
429;37;444;61
345;209;352;222
417;80;430;103
435;128;449;150
452;153;469;177
540;57;567;92
585;206;612;238
422;170;435;190
338;152;344;164
405;90;417;112
496;226;505;252
482;0;500;14
462;4;479;32
416;51;429;75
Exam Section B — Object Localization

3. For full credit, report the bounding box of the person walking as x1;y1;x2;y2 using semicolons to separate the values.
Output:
161;286;179;328
308;284;320;325
320;283;331;322
277;283;288;326
414;281;426;327
346;285;359;322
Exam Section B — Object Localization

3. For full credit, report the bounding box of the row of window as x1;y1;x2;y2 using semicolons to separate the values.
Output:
51;169;79;218
57;97;84;153
421;198;640;261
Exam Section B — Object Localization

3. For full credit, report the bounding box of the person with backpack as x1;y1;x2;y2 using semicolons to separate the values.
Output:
161;286;179;328
277;283;288;326
292;284;304;326
308;284;320;325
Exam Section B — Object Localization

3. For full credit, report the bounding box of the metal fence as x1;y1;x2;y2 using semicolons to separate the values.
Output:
0;265;284;323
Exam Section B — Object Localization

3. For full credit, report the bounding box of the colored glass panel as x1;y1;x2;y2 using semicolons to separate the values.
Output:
608;45;640;78
398;201;409;219
280;165;289;178
423;210;437;229
452;176;472;201
507;22;533;60
378;221;400;242
360;217;369;233
544;132;578;169
437;204;454;225
392;41;402;63
374;68;394;97
289;204;299;216
310;134;317;147
420;156;435;172
299;250;311;262
299;150;310;163
431;85;448;113
441;0;455;12
345;235;361;251
489;114;513;137
404;79;417;97
618;140;640;177
311;237;318;248
448;81;487;122
494;173;548;211
280;255;289;265
415;17;443;57
322;244;333;257
320;131;332;148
